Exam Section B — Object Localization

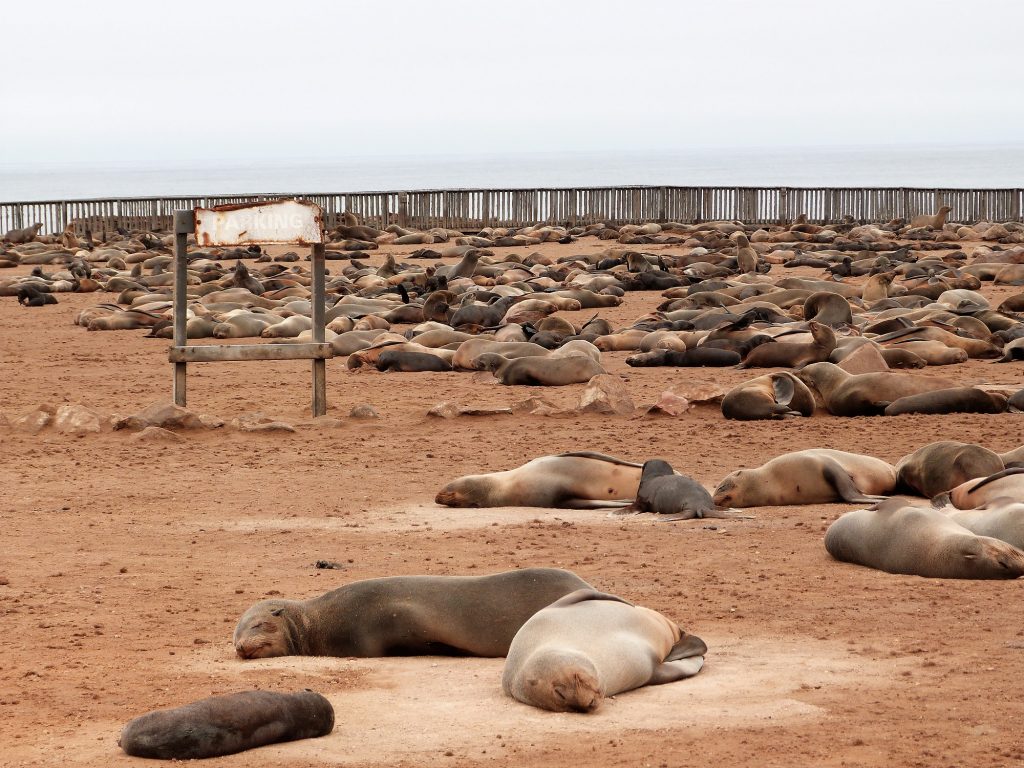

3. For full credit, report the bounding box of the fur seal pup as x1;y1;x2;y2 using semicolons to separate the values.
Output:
796;362;959;416
942;468;1024;509
824;500;1024;579
883;387;1007;416
895;441;1005;498
502;589;706;713
721;372;815;420
713;449;897;507
119;690;334;759
475;353;606;386
234;568;591;659
619;460;750;520
737;321;836;369
436;452;642;509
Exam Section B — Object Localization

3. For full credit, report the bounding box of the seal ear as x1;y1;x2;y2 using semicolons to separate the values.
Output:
271;608;284;617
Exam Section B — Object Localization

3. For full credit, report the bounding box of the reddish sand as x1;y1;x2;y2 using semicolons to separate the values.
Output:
1;239;1023;768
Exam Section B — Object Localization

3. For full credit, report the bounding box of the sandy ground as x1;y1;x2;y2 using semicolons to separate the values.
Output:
2;238;1024;768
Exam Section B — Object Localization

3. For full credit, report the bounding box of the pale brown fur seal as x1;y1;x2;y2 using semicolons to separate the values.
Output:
909;205;952;229
737;321;836;369
824;500;1024;579
945;499;1024;550
119;690;334;759
895;441;1005;498
502;589;706;713
713;449;896;507
721;371;815;420
475;352;606;386
796;362;959;416
942;468;1024;509
233;568;590;659
436;452;642;508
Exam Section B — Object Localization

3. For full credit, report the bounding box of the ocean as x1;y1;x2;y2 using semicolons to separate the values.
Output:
1;144;1023;202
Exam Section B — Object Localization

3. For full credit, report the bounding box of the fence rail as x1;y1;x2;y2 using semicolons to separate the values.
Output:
2;186;1022;237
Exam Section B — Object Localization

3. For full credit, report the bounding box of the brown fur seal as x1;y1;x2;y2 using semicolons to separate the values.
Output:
3;223;43;244
436;452;642;509
476;352;606;386
737;321;836;369
721;371;815;420
945;500;1024;550
234;568;591;659
883;387;1008;416
625;347;741;367
619;459;750;520
942;468;1024;509
502;589;706;713
375;349;453;372
909;205;953;229
713;449;896;507
119;690;334;759
796;362;959;416
895;441;1005;498
824;500;1024;579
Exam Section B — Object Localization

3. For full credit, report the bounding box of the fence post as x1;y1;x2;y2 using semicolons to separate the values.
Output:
398;192;408;228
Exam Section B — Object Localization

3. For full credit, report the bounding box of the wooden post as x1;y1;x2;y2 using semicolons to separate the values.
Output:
398;192;408;228
311;242;327;417
172;210;192;406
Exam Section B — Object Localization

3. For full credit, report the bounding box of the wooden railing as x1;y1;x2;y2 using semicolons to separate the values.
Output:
2;186;1022;236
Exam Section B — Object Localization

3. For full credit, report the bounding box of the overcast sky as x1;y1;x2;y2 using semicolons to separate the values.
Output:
1;0;1022;168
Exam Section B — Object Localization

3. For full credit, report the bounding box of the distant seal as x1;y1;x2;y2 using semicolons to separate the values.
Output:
721;371;815;420
476;352;606;386
436;452;642;509
909;205;953;229
942;468;1024;509
119;690;334;759
620;459;750;520
824;500;1024;579
883;387;1007;416
796;362;959;416
375;349;453;372
713;449;897;507
3;223;42;244
895;441;1005;498
738;321;836;369
234;568;591;659
625;347;740;367
502;589;706;713
451;338;548;370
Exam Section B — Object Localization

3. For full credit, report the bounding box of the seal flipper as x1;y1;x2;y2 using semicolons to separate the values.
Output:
565;498;634;510
665;632;707;661
772;374;795;406
648;657;704;685
822;460;887;504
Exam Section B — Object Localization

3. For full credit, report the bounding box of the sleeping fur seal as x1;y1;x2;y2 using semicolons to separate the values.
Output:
941;467;1024;509
618;459;750;520
476;353;606;386
502;589;706;713
436;452;642;508
721;371;815;420
895;441;1005;498
713;449;896;507
883;387;1007;416
945;500;1024;550
797;362;959;416
119;690;334;759
824;500;1024;579
234;568;591;659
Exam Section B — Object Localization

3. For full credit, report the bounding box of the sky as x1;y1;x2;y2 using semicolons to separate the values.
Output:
1;0;1022;169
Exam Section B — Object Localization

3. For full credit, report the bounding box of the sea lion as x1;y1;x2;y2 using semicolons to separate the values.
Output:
119;690;334;759
942;468;1024;509
502;589;706;713
713;449;897;507
721;371;815;420
234;568;591;659
619;459;749;520
737;321;836;369
3;223;43;244
625;347;741;367
476;353;606;386
945;500;1024;550
883;387;1007;416
895;441;1005;498
375;349;453;372
796;362;959;416
824;500;1024;579
909;205;953;229
436;452;642;509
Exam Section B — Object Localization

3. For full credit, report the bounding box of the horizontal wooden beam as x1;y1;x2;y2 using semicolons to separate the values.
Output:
168;343;333;363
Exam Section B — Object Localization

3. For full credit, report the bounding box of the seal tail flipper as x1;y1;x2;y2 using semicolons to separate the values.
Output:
822;460;887;504
564;498;634;510
701;507;755;520
931;492;952;508
648;657;705;685
665;632;708;662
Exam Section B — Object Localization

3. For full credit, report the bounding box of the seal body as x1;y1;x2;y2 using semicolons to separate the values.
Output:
435;452;642;508
824;502;1024;579
895;441;1005;498
721;371;815;420
234;568;591;659
945;468;1024;509
623;459;736;520
502;590;706;712
119;690;334;759
946;501;1024;550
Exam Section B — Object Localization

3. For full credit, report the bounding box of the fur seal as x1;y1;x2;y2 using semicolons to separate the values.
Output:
945;500;1024;550
721;372;815;420
436;452;642;509
883;387;1008;416
824;500;1024;579
119;690;334;759
909;205;953;229
234;568;591;659
942;468;1024;509
895;441;1005;498
796;362;959;416
713;449;897;507
502;589;706;713
625;347;741;367
619;459;749;520
476;353;606;386
737;321;836;369
375;349;453;372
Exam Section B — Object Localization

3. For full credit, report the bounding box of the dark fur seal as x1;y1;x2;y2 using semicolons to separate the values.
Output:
619;460;750;520
625;347;740;367
895;441;1005;498
375;349;453;372
883;387;1007;416
721;371;816;420
234;568;591;659
119;690;334;759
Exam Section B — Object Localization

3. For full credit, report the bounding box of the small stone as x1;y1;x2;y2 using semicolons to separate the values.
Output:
427;401;460;419
54;404;101;436
114;401;208;431
578;375;635;415
644;390;692;417
349;404;380;419
837;344;889;375
130;426;184;443
12;407;52;435
230;412;296;433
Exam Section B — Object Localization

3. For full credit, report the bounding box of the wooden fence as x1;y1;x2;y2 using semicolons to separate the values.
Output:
2;186;1022;237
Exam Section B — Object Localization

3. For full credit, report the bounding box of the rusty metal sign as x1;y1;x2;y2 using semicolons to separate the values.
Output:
193;199;323;246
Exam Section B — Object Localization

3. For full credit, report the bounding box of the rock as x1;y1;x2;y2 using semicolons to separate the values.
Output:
512;397;562;416
12;406;53;435
644;391;692;417
129;426;184;443
837;344;889;375
427;401;460;419
309;416;345;428
578;375;635;416
230;412;296;433
349;404;380;419
54;404;101;436
457;406;513;416
114;402;209;431
674;384;726;406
